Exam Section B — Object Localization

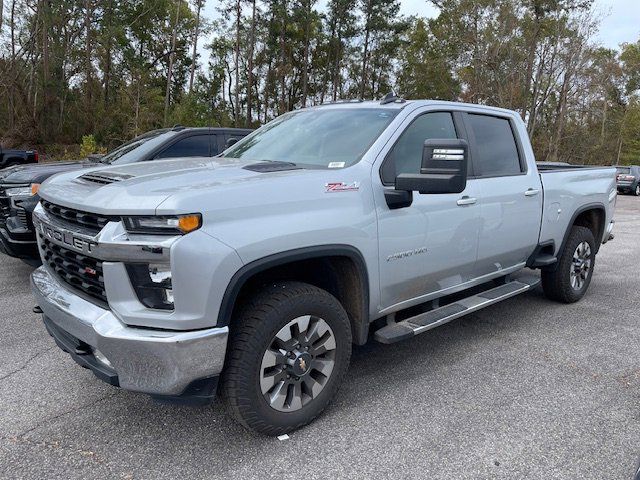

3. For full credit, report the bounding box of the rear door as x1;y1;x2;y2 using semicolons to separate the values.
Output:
462;112;542;276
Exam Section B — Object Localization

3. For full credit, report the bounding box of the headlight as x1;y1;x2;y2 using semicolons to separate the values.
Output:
122;214;201;235
126;263;174;310
5;184;40;197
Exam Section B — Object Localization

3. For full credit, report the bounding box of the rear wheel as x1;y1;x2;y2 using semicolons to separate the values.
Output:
635;184;640;196
542;225;596;303
221;281;352;436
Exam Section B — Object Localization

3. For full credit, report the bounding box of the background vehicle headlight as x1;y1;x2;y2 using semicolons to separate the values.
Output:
126;263;174;310
122;214;201;235
5;184;40;197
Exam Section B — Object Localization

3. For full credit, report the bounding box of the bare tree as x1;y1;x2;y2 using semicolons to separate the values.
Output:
188;0;204;94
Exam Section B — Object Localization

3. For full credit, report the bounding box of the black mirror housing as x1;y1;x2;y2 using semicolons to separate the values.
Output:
395;138;468;194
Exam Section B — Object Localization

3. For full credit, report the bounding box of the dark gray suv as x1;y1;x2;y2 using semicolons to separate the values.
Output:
616;166;640;196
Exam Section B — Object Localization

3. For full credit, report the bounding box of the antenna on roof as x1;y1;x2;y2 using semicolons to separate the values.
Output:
379;91;405;105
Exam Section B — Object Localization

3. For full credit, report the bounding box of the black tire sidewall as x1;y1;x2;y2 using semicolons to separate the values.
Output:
558;226;596;302
224;282;352;434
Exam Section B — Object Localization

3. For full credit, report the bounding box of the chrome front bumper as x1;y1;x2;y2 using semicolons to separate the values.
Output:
31;266;229;398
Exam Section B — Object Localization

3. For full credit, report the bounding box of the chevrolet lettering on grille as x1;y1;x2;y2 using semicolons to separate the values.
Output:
40;222;96;254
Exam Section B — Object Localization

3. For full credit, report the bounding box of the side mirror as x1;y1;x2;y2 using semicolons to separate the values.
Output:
225;137;239;148
395;138;468;194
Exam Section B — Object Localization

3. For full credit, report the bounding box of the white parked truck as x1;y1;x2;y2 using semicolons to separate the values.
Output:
31;98;616;435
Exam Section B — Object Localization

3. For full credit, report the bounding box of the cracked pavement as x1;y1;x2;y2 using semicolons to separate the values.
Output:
1;196;640;479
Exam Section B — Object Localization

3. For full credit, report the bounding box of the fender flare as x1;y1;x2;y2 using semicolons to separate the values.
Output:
217;244;370;344
557;202;606;259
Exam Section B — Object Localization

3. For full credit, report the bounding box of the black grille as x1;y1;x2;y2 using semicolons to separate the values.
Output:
39;236;107;304
0;187;12;220
41;200;117;233
16;208;28;228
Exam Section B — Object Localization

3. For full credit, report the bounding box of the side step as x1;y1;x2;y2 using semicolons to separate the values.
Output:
374;275;541;344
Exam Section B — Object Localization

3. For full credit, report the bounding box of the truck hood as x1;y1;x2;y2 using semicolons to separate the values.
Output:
38;157;310;215
0;161;86;184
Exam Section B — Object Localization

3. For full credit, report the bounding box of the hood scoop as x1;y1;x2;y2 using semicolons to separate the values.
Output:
79;171;135;185
243;161;301;173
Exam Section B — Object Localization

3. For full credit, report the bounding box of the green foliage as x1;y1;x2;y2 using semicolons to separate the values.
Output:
79;135;99;158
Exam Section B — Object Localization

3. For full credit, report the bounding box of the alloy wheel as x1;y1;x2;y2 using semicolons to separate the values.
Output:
570;241;592;290
260;315;336;412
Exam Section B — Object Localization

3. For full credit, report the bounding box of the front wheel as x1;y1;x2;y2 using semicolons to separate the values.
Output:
542;225;596;303
221;281;352;436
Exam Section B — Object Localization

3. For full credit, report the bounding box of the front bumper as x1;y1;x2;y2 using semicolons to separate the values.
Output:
31;266;229;402
0;223;39;261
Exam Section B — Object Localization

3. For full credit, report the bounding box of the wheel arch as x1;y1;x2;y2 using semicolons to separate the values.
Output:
217;245;370;345
559;203;606;257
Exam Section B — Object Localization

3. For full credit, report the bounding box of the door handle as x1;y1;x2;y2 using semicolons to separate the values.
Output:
525;188;540;197
457;196;477;206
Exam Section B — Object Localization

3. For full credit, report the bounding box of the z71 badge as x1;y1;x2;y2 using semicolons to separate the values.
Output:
325;181;360;193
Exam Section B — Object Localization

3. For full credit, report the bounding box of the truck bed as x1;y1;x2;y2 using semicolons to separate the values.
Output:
537;165;616;256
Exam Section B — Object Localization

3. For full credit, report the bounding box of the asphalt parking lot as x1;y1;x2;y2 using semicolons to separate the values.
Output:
1;196;639;480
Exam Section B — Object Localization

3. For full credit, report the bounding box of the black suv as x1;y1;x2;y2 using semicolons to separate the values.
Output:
616;166;640;196
0;127;252;264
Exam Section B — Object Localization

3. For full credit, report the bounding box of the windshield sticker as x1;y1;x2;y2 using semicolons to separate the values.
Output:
328;162;345;169
325;181;360;193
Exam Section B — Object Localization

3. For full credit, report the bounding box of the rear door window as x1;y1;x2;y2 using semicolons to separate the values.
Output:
155;135;210;159
466;114;522;177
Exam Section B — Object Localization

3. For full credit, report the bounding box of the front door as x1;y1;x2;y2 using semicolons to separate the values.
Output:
375;110;482;313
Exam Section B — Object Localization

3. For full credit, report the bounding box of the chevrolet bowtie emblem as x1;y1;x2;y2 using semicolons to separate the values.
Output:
298;358;306;371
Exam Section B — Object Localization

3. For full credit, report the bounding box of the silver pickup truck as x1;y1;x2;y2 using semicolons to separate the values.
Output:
31;99;616;435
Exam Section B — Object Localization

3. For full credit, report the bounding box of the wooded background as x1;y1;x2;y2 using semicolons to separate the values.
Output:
0;0;639;164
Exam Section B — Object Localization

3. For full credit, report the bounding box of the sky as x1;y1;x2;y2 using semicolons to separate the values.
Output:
200;0;640;62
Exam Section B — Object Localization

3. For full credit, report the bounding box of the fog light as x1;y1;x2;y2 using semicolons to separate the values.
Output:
93;349;113;369
126;263;174;310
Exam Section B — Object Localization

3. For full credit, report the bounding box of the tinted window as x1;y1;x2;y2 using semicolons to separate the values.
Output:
467;114;521;176
156;135;210;159
209;135;220;156
382;112;457;184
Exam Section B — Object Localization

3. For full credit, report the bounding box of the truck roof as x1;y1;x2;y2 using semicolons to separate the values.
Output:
312;99;520;117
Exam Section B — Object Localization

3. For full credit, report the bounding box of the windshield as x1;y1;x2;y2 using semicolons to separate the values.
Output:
616;167;631;174
224;108;398;168
99;130;172;165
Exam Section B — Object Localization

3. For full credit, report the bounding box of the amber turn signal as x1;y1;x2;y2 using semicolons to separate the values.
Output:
177;214;201;233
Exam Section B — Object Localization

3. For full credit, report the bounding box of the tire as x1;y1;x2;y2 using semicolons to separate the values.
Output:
221;281;352;436
541;225;596;303
635;184;640;197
